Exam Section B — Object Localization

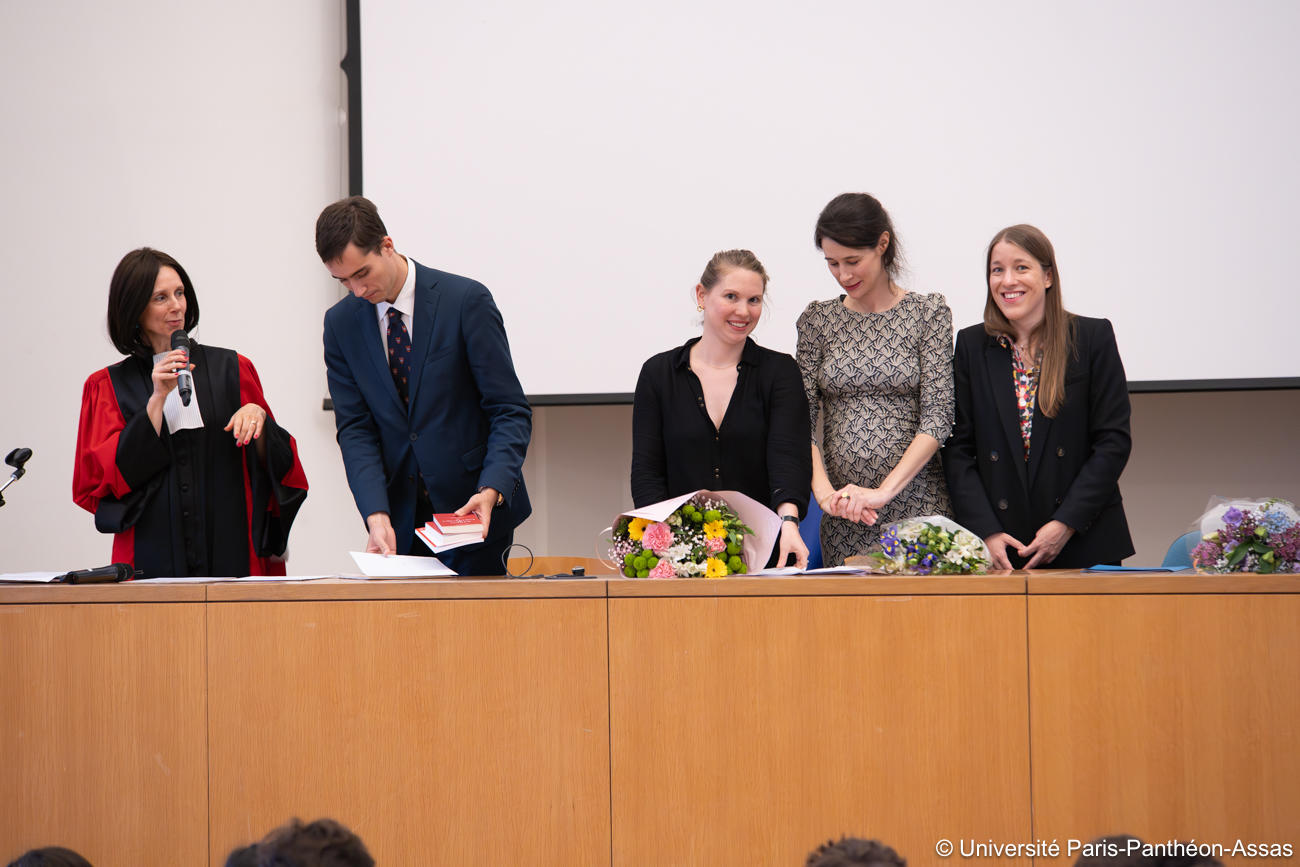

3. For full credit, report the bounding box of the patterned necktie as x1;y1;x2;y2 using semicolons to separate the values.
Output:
386;308;411;406
387;308;428;504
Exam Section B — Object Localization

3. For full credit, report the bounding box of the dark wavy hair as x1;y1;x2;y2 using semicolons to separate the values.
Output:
315;196;388;263
106;248;199;357
806;837;907;867
257;818;374;867
5;847;95;867
814;193;905;279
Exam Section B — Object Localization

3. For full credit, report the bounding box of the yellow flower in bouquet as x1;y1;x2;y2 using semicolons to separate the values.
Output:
702;520;726;540
628;517;651;541
705;557;729;578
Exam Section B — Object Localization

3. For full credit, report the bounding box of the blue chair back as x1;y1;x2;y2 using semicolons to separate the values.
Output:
799;495;824;570
1161;530;1201;569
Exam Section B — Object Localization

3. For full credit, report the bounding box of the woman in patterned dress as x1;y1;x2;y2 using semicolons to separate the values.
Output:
796;193;954;566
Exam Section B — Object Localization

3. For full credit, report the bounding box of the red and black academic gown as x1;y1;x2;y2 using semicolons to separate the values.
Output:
73;344;308;579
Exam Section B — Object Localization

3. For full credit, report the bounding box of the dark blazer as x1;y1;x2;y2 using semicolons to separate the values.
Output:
942;316;1133;568
631;337;811;519
323;260;531;552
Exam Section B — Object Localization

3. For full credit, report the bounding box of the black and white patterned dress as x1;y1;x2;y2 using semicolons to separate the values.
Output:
796;292;955;565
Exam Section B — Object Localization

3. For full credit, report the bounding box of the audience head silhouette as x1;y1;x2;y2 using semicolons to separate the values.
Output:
256;818;374;867
5;848;94;867
223;844;259;867
806;837;906;867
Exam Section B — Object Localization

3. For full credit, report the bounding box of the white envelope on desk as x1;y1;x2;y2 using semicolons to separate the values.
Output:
0;572;64;583
614;490;781;575
349;551;456;577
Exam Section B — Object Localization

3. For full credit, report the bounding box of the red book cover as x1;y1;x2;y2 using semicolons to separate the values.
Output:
430;513;484;535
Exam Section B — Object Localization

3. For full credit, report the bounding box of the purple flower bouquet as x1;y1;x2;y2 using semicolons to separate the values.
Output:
1190;498;1300;574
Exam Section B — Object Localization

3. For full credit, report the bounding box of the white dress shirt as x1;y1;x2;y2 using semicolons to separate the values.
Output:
151;350;205;434
375;255;417;348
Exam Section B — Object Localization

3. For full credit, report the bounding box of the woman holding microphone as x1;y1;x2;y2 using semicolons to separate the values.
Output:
943;225;1133;569
631;249;812;569
73;248;308;578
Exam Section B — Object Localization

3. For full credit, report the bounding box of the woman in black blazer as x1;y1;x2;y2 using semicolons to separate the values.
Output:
944;225;1133;569
631;249;812;569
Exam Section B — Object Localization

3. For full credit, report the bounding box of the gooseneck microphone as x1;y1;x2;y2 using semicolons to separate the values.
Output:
170;329;194;406
0;447;32;508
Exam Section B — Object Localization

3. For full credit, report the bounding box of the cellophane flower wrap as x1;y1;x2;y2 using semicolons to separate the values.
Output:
606;491;773;579
1190;497;1300;574
865;515;990;575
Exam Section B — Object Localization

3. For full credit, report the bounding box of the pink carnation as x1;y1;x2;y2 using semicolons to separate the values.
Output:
642;521;675;553
648;560;676;579
705;536;727;554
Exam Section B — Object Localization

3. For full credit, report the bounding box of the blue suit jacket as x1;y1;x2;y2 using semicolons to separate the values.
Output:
323;260;532;552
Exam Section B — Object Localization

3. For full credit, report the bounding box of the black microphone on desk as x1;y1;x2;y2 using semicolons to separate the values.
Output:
170;329;194;406
0;447;32;508
60;563;142;584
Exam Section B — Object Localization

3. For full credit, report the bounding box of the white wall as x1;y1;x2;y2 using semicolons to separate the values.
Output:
0;1;367;575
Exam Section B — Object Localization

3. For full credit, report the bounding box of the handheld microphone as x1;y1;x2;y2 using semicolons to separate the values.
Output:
60;563;141;584
170;329;194;406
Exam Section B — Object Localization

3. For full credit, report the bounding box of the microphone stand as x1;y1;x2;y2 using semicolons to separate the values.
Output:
1;447;32;508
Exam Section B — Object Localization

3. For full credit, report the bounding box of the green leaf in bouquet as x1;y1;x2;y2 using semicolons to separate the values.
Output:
1259;557;1276;574
1227;545;1250;567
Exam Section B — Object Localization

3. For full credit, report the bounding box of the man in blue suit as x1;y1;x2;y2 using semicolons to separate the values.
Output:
317;197;531;575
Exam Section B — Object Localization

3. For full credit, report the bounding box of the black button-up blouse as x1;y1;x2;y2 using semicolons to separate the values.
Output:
631;336;812;519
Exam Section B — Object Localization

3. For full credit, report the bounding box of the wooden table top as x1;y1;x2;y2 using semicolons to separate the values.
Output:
4;569;1298;603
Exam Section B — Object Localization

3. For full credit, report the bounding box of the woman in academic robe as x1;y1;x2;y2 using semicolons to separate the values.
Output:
631;249;812;569
943;224;1133;570
73;248;308;578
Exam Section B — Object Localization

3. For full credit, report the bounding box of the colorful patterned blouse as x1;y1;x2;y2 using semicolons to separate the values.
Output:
998;335;1038;461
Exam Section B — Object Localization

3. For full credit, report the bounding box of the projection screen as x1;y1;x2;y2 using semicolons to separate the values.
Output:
359;0;1300;400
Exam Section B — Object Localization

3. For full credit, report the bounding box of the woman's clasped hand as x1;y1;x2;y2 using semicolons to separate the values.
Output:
818;486;880;526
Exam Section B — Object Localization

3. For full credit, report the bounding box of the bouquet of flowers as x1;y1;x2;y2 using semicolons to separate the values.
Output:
604;490;779;579
862;516;989;575
1190;497;1300;574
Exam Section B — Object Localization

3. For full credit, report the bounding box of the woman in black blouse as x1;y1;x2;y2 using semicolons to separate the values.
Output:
631;249;812;569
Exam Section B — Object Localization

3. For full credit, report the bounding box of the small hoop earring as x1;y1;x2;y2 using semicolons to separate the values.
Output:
696;305;704;313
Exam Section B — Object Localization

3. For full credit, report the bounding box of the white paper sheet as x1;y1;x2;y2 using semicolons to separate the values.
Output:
0;572;64;583
744;565;874;576
348;552;456;577
415;525;482;553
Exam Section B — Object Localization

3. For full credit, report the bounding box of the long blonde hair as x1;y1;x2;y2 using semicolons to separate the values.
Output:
983;225;1076;418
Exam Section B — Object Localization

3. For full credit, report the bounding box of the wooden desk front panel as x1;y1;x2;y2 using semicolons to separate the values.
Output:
609;595;1032;867
0;602;208;867
206;598;611;867
1029;594;1300;862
